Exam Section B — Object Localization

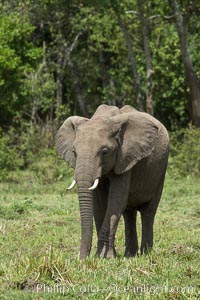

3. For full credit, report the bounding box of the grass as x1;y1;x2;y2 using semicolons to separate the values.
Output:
0;170;199;299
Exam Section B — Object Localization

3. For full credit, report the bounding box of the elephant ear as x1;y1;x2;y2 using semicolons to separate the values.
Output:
111;111;158;175
55;116;88;168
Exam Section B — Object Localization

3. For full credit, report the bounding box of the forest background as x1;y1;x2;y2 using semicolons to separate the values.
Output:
0;0;200;180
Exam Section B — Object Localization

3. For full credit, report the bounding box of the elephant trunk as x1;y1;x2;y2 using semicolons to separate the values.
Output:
78;186;93;259
75;160;100;259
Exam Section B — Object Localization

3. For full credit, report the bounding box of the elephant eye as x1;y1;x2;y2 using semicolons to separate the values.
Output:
101;147;109;156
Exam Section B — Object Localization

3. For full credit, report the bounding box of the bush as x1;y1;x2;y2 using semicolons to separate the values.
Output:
0;129;22;180
0;124;73;183
169;126;200;177
16;122;56;168
29;148;73;184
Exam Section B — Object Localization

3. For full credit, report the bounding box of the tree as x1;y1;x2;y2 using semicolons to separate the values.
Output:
137;0;154;115
169;0;200;126
1;0;199;130
117;12;143;111
0;9;41;127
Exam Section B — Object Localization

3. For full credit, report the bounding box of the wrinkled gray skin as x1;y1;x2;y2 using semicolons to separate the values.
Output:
56;105;169;259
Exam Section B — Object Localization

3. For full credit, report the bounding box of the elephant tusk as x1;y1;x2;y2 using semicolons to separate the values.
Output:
88;178;99;191
67;179;76;190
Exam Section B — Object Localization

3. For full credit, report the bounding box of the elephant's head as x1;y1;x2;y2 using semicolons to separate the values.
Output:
55;104;158;258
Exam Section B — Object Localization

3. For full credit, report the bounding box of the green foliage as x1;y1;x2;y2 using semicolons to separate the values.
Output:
29;148;73;184
1;0;199;129
0;1;200;184
23;71;56;116
169;126;200;177
152;22;189;129
0;130;22;180
0;9;42;126
16;124;55;167
0;124;73;183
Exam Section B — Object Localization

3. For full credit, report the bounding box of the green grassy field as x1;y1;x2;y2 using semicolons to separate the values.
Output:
0;170;199;299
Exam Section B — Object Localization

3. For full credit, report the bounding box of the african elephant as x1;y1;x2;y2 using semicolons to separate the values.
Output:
56;105;169;259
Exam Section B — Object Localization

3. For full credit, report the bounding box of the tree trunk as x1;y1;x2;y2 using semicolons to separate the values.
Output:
99;51;117;106
117;14;143;111
99;50;108;90
55;24;65;125
56;60;63;111
169;0;200;126
109;79;117;106
55;53;64;127
55;32;82;123
138;0;154;115
69;60;89;117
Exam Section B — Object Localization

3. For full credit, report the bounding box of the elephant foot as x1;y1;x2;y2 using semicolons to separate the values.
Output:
124;248;138;258
96;243;116;258
140;243;153;255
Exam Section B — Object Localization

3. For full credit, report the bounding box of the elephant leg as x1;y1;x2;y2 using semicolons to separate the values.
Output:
93;179;109;237
96;172;131;258
140;174;165;254
123;208;138;257
140;204;155;254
